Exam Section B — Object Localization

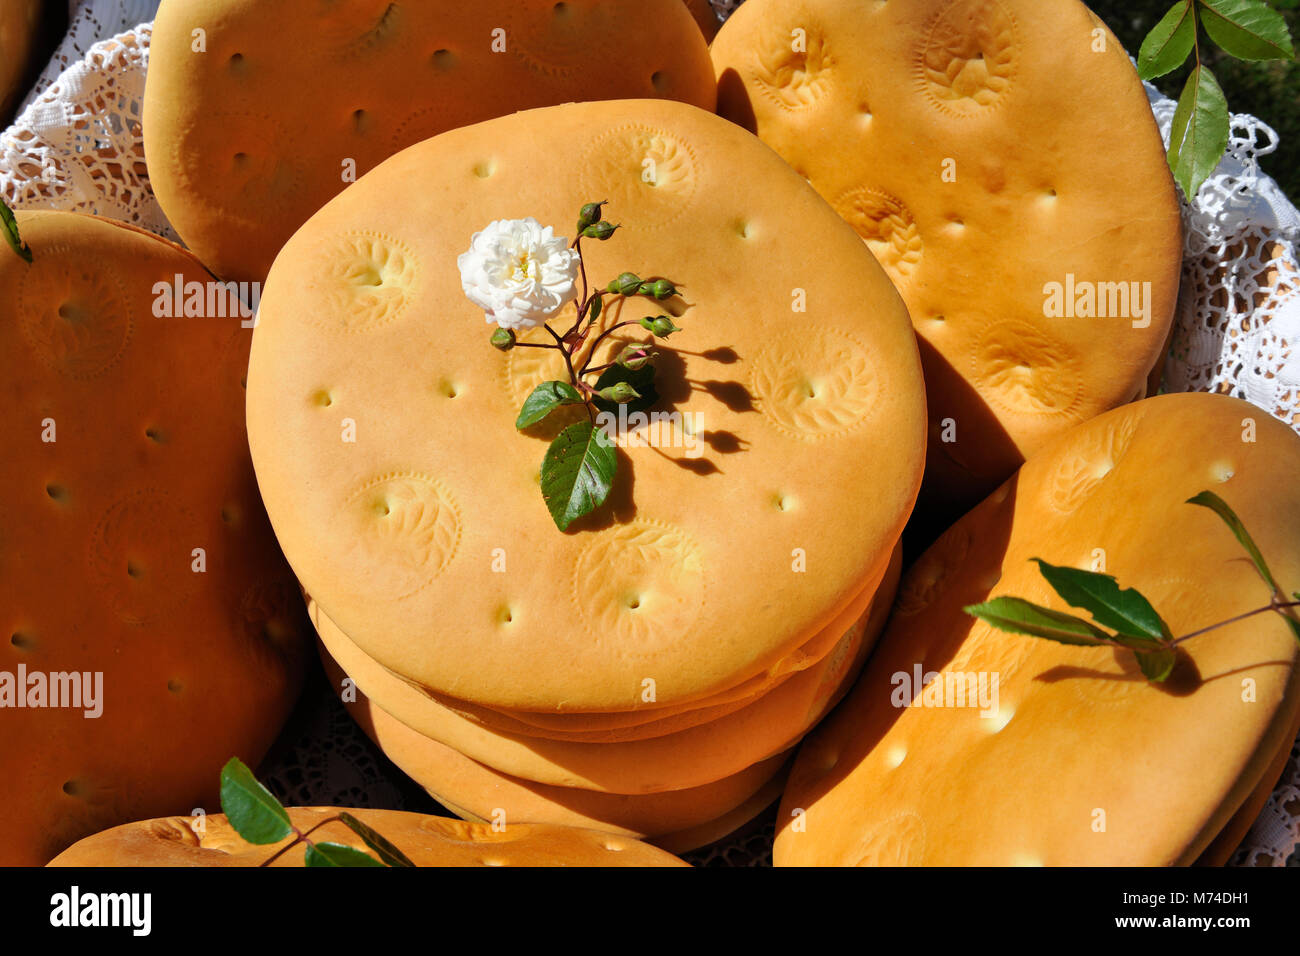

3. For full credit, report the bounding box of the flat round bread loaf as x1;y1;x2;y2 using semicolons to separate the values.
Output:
420;550;897;743
313;566;887;792
324;647;789;843
145;0;717;282
776;393;1300;866
711;0;1182;513
414;542;898;743
432;558;890;735
48;807;687;867
247;97;926;712
0;211;308;866
0;0;41;120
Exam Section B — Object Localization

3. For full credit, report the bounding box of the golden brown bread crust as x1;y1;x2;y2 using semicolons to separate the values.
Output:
246;97;926;715
0;0;41;121
309;562;884;794
145;0;718;282
712;0;1183;517
777;393;1300;866
324;643;790;846
0;211;308;866
48;807;688;867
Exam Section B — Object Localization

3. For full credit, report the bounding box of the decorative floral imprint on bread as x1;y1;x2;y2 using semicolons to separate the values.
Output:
945;618;1033;685
850;811;926;866
148;817;201;847
344;473;461;599
202;817;257;855
896;526;972;616
503;3;606;77
89;489;202;625
750;328;878;439
1046;411;1141;513
18;241;132;379
176;112;302;216
504;324;573;406
579;125;699;229
917;0;1018;116
323;0;404;59
238;579;304;649
306;232;418;332
830;188;923;281
971;321;1083;417
573;520;705;646
427;817;521;844
750;20;833;110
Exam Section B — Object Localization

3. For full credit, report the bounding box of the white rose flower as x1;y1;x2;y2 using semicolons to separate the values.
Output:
458;217;582;331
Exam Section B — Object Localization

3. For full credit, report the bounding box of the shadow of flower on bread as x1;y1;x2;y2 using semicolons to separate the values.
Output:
461;202;743;531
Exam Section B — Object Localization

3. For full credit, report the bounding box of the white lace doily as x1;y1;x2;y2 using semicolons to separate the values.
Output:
4;0;1296;867
0;1;171;237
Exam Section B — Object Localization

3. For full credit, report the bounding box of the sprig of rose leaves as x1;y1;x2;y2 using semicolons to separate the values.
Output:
1138;0;1296;198
219;758;415;867
473;202;685;532
965;491;1300;682
1;198;32;262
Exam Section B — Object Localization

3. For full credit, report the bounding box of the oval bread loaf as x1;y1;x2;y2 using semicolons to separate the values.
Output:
776;393;1300;866
0;211;308;866
48;807;688;867
145;0;718;282
711;0;1182;515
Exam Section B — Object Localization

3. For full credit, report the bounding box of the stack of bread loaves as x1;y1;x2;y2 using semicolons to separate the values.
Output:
245;97;927;850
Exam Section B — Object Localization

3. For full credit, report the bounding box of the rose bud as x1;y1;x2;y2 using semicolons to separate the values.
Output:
639;315;682;337
577;201;606;232
597;381;642;404
616;343;655;371
582;221;620;240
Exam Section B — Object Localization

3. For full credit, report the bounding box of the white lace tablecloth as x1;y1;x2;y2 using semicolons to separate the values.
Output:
5;0;1297;867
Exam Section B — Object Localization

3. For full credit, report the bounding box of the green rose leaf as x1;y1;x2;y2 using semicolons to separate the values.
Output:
1198;0;1295;61
1136;647;1179;683
516;380;585;429
1187;490;1279;590
541;420;617;531
1031;559;1171;642
303;842;386;868
963;597;1115;646
592;363;658;415
1188;490;1300;641
219;757;293;845
1168;64;1231;199
1;199;32;263
1139;2;1199;79
338;812;416;868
